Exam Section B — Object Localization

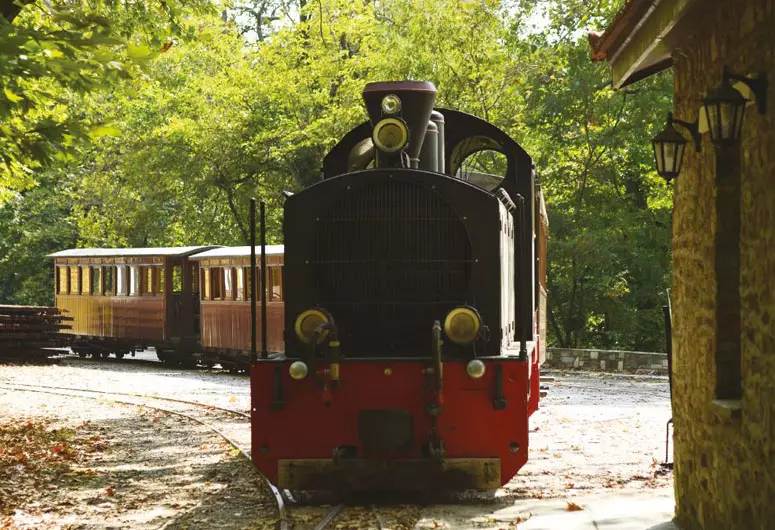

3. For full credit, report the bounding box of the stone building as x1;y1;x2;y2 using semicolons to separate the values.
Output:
590;1;775;529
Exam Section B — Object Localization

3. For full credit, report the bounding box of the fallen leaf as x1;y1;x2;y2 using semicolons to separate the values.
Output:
105;487;115;496
566;502;583;512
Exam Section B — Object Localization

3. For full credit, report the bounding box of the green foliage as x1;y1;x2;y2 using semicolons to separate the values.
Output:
0;0;214;196
0;0;674;352
514;1;673;350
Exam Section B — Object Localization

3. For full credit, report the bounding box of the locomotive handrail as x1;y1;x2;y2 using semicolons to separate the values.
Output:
431;320;443;394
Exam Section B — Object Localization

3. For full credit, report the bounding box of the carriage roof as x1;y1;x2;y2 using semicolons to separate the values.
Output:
47;246;220;258
188;245;284;260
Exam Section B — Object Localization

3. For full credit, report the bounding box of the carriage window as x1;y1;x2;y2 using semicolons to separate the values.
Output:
117;266;127;296
210;267;222;300
129;266;140;296
224;267;233;300
142;267;151;295
57;266;68;294
69;266;80;295
156;267;163;293
203;268;211;300
81;267;91;295
243;267;252;301
104;267;115;295
172;265;183;294
270;267;282;301
236;268;244;301
91;267;102;295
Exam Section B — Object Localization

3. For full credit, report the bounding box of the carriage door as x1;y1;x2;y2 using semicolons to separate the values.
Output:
166;258;184;339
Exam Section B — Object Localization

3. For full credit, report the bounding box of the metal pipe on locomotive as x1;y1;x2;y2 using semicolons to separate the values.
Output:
250;81;549;491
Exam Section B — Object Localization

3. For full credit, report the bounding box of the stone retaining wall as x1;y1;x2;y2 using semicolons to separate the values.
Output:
545;348;668;374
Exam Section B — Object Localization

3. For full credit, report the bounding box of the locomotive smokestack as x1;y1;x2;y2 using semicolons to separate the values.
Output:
362;81;437;167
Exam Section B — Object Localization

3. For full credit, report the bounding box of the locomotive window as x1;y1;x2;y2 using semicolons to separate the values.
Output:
57;266;68;294
91;267;102;296
455;149;508;191
347;137;376;172
236;268;244;301
172;265;183;294
81;267;91;295
270;267;282;301
117;266;128;296
69;266;80;295
156;266;165;294
449;136;509;191
104;267;115;295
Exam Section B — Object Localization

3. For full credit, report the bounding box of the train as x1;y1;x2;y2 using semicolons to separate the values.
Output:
250;81;548;491
48;245;286;369
49;79;548;491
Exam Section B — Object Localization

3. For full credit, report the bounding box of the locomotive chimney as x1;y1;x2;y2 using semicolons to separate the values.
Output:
362;81;437;168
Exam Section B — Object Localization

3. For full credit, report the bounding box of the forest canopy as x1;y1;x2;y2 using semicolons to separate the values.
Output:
0;0;673;352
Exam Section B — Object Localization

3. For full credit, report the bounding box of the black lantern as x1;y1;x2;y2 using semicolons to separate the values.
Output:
702;77;747;145
652;113;690;182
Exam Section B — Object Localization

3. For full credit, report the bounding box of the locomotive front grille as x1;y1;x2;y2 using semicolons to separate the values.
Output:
312;179;472;356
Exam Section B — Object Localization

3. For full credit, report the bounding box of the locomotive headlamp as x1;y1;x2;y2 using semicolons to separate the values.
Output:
294;309;330;344
381;94;402;114
373;117;408;153
443;307;481;345
466;359;486;379
288;361;308;380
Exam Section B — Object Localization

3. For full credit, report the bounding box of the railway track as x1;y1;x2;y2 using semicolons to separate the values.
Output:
0;381;290;530
0;381;423;529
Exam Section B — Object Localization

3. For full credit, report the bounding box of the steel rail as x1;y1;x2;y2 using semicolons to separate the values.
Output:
313;504;345;530
2;381;250;419
371;504;387;530
0;383;288;530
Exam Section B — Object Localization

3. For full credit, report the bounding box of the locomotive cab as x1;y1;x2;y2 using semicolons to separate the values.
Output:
250;81;548;491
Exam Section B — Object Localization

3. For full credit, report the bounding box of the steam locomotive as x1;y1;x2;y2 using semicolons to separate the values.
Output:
250;81;549;491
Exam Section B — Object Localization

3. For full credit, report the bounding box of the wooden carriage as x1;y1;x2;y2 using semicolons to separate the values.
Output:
190;245;285;359
49;246;218;358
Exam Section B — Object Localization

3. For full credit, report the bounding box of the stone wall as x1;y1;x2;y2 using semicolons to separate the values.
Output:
544;348;668;374
670;1;775;528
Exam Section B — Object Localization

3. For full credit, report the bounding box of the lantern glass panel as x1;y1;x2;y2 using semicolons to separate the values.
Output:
722;103;735;140
675;142;685;174
653;142;664;173
704;103;720;142
734;104;745;139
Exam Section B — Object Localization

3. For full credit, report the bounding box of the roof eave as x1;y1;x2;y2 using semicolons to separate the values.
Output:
589;0;700;88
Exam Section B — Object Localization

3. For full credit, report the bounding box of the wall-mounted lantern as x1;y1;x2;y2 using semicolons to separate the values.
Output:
652;68;768;180
652;112;701;182
702;67;767;145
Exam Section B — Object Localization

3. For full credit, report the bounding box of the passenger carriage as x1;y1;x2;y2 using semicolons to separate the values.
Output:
190;245;285;369
49;246;217;361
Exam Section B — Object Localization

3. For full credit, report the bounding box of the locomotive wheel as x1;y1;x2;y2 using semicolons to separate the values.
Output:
115;351;125;360
77;351;88;358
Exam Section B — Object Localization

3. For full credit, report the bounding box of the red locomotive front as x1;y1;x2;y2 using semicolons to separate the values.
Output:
251;81;547;491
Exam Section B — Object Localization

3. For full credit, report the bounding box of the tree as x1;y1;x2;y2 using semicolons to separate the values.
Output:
1;0;676;355
514;0;673;350
0;0;213;197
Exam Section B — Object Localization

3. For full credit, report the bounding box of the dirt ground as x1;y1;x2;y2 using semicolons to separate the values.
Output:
0;355;673;529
